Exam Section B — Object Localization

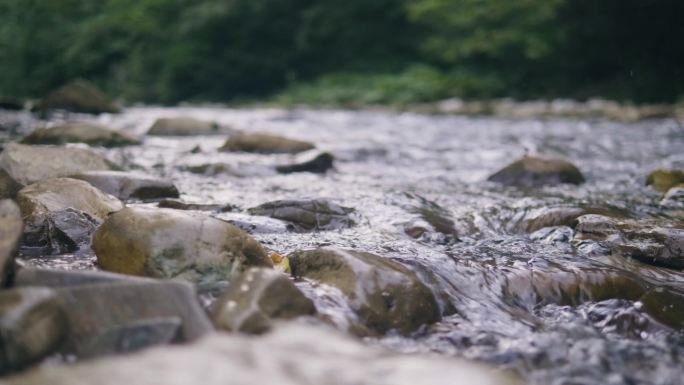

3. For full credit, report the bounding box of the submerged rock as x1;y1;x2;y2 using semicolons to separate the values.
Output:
17;178;123;254
211;267;316;334
0;143;118;186
487;155;585;187
248;199;355;231
573;214;684;269
20;123;140;147
220;133;315;154
1;323;521;385
275;152;334;174
93;207;271;288
289;247;440;335
71;171;179;200
36;79;121;114
0;200;22;286
646;169;684;193
640;287;684;332
0;288;68;374
146;118;224;136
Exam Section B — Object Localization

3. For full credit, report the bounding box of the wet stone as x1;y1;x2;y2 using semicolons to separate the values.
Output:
488;155;585;188
289;247;440;335
146;117;226;136
646;169;684;193
248;199;356;231
275;152;334;174
0;200;22;286
219;132;315;154
71;171;179;200
640;287;684;332
211;267;316;334
20;123;140;147
36;79;121;114
0;288;68;374
17;178;123;255
93;207;271;288
13;268;152;288
0;168;22;200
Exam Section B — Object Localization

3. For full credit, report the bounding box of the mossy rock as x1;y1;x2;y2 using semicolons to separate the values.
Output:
220;133;315;154
646;169;684;193
21;123;140;147
488;155;585;188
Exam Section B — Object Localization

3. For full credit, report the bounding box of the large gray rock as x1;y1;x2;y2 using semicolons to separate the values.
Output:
1;323;522;385
36;79;120;114
17;178;123;254
0;143;118;186
248;199;355;231
52;280;213;359
488;155;585;187
71;171;179;200
573;214;684;269
0;200;22;286
211;268;316;334
220;133;315;154
21;123;140;147
0;288;68;374
146;118;225;136
93;207;271;288
289;248;440;335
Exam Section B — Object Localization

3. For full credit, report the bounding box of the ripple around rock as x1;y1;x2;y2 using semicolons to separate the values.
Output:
289;247;440;335
146;118;224;136
247;199;355;231
487;155;585;188
219;132;315;154
1;322;522;385
71;171;179;200
20;123;140;147
92;207;271;288
211;267;316;334
0;200;22;286
17;178;124;255
0;143;119;186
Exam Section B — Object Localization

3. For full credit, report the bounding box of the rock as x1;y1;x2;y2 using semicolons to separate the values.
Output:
146;118;224;136
0;143;119;186
275;152;334;174
289;247;440;335
219;133;315;154
248;199;355;231
0;169;23;199
487;155;585;187
70;171;179;200
0;288;68;374
211;267;316;334
16;178;123;254
660;186;684;208
13;268;152;288
157;199;234;212
511;206;628;234
646;169;684;193
573;215;684;269
93;207;271;288
0;200;22;286
20;123;140;147
36;79;121;114
53;280;213;358
1;323;522;385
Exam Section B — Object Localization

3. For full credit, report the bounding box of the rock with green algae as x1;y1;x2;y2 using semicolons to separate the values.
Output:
288;247;440;335
646;169;684;193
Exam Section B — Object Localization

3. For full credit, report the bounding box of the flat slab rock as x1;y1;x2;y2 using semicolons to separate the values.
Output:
146;118;227;136
220;133;315;154
20;123;140;147
248;199;356;231
1;323;522;385
71;171;179;200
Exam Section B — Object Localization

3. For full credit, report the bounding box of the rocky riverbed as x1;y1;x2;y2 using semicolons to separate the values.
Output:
1;102;683;385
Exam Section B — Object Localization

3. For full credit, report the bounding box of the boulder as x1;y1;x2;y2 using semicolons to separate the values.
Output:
219;133;315;154
53;280;213;358
646;169;684;193
573;214;684;269
16;178;123;254
487;155;585;187
289;248;440;335
0;200;22;286
20;123;140;147
211;267;315;334
71;171;179;200
1;323;522;385
275;152;334;174
0;168;22;199
36;79;121;114
0;288;68;374
248;199;355;231
146;118;224;136
92;207;271;288
0;143;118;186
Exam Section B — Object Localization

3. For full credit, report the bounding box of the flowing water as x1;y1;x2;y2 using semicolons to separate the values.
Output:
11;106;684;385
